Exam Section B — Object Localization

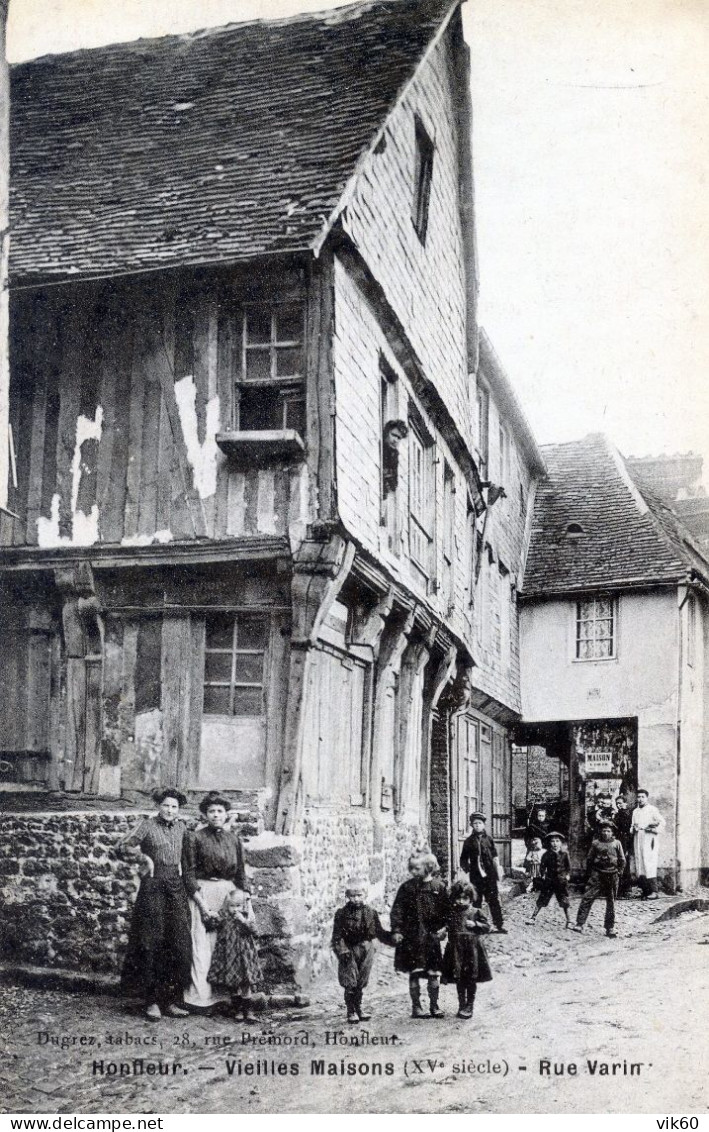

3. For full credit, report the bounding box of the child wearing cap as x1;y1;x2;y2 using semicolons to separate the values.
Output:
460;812;507;933
390;852;449;1018
528;832;572;928
331;877;393;1023
574;821;626;937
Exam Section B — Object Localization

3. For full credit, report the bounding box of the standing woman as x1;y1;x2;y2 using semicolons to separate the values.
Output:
630;789;664;899
183;791;248;1012
119;788;192;1022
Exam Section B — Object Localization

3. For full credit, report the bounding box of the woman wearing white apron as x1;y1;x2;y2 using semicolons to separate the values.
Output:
183;792;248;1011
631;789;664;899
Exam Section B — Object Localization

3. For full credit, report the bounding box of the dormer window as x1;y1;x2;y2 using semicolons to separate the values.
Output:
236;303;305;433
565;522;585;541
412;116;434;244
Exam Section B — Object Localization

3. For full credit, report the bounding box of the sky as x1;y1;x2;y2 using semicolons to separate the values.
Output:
6;0;709;470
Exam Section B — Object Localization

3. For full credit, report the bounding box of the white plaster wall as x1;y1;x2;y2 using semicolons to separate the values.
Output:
520;589;682;872
678;593;705;881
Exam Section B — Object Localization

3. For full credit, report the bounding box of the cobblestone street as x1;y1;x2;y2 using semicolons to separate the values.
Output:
3;892;708;1115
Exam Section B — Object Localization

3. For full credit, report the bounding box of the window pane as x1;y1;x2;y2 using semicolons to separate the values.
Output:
204;686;231;714
597;639;612;659
275;306;303;342
275;346;303;377
577;601;593;620
245;308;271;344
238;615;268;649
244;349;272;382
577;640;592;660
594;618;612;639
282;392;305;434
234;654;264;684
204;651;233;681
233;687;263;716
578;620;594;641
596;599;612;618
239;387;280;430
205;613;234;649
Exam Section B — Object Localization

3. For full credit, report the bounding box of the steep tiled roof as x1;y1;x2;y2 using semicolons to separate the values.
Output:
522;434;709;598
9;0;455;285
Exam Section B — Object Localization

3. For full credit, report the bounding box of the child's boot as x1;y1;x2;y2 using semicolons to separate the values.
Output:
242;995;257;1024
456;985;467;1018
230;995;244;1021
427;976;445;1018
409;976;427;1019
345;990;359;1024
354;991;371;1022
462;986;476;1019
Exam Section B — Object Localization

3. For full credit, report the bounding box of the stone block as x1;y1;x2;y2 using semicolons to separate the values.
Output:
253;895;309;938
244;832;302;869
249;866;301;897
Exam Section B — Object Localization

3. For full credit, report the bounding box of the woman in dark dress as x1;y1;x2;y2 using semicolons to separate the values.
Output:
119;788;192;1022
441;880;492;1019
182;791;248;1012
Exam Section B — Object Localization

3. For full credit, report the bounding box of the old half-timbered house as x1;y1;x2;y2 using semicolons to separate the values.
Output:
429;331;545;875
0;0;487;984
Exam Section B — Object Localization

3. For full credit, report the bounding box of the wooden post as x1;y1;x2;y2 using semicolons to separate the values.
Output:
0;0;9;509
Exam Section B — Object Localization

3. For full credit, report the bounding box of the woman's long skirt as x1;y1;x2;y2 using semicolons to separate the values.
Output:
121;869;192;1006
184;879;235;1009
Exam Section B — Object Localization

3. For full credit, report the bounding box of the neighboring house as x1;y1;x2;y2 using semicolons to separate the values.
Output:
430;331;545;873
0;0;487;982
627;452;709;553
518;433;709;888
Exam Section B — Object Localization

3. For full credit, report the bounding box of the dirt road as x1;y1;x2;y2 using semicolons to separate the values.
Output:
2;894;708;1114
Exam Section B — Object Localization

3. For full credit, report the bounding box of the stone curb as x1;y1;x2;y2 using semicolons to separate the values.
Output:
0;963;310;1009
652;897;709;923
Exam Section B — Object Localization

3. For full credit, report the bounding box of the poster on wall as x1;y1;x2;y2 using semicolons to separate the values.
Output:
1;0;708;1122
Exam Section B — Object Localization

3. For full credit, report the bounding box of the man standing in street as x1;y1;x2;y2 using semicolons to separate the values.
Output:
613;794;633;897
460;812;507;933
631;789;664;899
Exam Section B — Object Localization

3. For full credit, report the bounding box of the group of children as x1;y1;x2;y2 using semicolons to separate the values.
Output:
331;852;493;1023
524;819;626;937
330;809;631;1024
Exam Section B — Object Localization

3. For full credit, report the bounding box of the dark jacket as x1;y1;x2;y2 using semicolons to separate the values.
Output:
586;838;626;876
460;831;498;882
613;808;632;847
441;906;493;985
540;847;571;883
331;904;392;956
390;877;448;973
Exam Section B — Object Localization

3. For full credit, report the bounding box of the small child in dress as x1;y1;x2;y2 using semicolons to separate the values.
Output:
524;836;544;893
441;880;492;1019
390;852;449;1019
528;832;572;928
207;886;263;1022
331;876;393;1023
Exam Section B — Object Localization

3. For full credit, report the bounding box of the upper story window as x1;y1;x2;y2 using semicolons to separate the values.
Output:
441;461;455;608
575;596;616;661
380;361;406;553
408;419;434;581
412;116;434;245
565;522;585;542
476;385;489;479
236;303;305;434
203;612;268;716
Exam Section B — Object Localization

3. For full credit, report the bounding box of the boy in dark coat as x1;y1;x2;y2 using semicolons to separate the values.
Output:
442;880;492;1018
528;832;572;927
459;812;507;933
390;853;449;1018
331;877;393;1023
574;820;626;937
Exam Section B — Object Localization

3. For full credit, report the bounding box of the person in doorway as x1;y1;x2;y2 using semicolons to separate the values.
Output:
119;788;192;1022
390;852;449;1019
630;789;664;899
182;791;249;1012
525;804;554;849
613;794;633;897
441;880;492;1019
528;832;572;928
331;877;393;1023
460;812;507;933
574;820;626;937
